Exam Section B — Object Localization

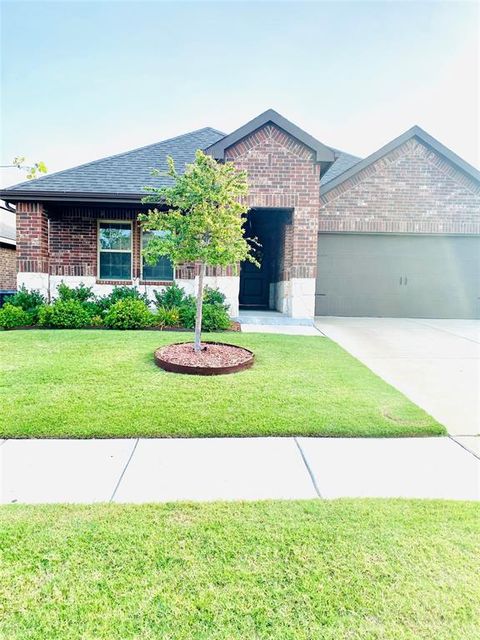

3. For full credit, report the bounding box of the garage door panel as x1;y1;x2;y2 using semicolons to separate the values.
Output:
315;234;480;319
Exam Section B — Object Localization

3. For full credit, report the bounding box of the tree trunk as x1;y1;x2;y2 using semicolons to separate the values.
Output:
194;261;205;353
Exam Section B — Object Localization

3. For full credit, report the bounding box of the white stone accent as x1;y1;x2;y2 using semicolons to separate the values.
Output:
17;273;50;299
290;277;316;319
272;278;315;319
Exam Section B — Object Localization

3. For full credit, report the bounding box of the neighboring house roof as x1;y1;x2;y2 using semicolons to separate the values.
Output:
321;125;480;196
205;108;335;165
0;210;16;246
0;127;225;202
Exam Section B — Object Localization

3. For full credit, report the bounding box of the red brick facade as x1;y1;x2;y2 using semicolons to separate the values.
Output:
320;139;480;234
13;133;480;288
16;202;49;274
17;205;235;282
0;244;16;289
226;123;320;280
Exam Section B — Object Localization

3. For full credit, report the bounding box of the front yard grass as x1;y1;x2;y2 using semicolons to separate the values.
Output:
1;500;479;639
0;330;444;438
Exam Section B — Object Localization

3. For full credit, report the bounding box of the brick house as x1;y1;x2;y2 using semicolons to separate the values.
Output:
1;109;479;319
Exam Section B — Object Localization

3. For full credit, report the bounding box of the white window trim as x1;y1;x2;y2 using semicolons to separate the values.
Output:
141;229;174;282
97;219;133;281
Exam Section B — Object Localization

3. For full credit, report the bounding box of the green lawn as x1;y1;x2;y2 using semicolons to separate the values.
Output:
1;500;479;639
0;330;444;438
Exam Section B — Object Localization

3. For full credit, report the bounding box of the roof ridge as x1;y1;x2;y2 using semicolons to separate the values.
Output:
6;127;225;191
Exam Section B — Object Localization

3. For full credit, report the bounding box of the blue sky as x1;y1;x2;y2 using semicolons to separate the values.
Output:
1;0;478;186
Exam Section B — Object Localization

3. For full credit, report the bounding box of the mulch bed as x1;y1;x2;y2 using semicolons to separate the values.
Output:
154;341;254;375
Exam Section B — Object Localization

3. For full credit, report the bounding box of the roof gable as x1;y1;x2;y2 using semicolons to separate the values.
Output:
205;109;335;164
321;126;480;196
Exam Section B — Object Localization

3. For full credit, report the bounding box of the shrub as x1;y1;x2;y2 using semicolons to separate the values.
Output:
38;300;91;329
0;303;32;329
178;302;230;331
201;303;231;331
55;282;102;317
6;286;45;321
56;281;94;303
203;285;228;308
97;286;149;313
103;299;155;330
178;303;196;329
154;306;180;329
153;284;190;310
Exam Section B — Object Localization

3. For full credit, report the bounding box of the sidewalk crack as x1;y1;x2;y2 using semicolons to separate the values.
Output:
294;437;323;498
109;438;139;502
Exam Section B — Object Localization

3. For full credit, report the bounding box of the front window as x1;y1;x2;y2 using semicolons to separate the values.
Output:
142;230;174;281
98;221;132;280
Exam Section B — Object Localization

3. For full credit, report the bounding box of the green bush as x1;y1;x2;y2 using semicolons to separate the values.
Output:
97;286;149;314
203;285;229;308
201;303;231;331
0;303;32;329
56;281;94;303
56;282;102;317
154;306;180;329
38;300;91;329
178;302;230;331
153;284;192;310
6;286;45;321
103;299;155;330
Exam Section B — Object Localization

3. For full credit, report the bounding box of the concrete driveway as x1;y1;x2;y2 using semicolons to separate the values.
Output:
314;318;480;446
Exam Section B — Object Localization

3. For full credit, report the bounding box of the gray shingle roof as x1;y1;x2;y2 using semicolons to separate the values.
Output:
320;149;362;186
3;127;225;196
0;122;362;200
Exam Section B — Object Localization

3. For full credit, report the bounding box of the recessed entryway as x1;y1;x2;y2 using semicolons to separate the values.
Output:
239;208;291;310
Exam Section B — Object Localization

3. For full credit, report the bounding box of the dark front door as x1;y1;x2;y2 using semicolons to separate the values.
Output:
239;247;270;308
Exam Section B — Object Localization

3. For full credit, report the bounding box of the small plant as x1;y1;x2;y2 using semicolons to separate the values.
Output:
97;286;149;313
56;281;95;303
0;303;32;329
153;283;190;310
6;286;45;321
201;304;231;331
203;286;228;308
178;302;230;331
103;299;155;330
154;306;180;329
55;282;101;317
38;300;91;329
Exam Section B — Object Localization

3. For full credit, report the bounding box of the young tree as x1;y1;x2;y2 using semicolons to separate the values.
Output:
0;157;47;179
140;150;255;352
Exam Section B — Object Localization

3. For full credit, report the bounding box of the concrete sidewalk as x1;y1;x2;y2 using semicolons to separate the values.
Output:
1;436;479;504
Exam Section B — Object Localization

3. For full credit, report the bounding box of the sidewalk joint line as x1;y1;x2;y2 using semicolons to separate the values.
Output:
109;438;139;502
294;437;323;498
448;435;480;462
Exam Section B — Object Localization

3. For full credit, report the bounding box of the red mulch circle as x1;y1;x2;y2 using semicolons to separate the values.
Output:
154;341;254;376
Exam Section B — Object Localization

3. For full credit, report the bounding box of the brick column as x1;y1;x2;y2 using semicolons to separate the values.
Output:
16;202;50;295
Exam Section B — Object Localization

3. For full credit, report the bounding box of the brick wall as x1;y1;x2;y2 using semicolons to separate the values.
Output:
0;244;16;289
16;202;49;273
226;123;320;279
319;139;480;234
18;205;235;282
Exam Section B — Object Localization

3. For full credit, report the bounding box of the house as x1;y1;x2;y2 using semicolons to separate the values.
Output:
1;109;479;319
0;209;16;297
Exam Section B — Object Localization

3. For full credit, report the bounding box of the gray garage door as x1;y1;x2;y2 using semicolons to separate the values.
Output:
315;234;480;318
